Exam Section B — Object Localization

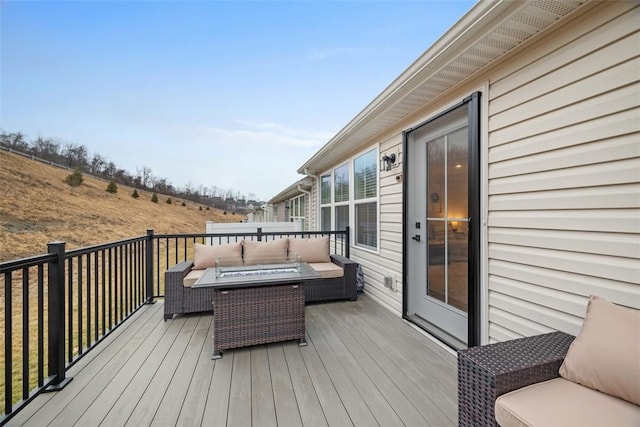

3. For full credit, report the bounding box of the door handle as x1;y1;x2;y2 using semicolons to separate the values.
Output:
412;235;421;242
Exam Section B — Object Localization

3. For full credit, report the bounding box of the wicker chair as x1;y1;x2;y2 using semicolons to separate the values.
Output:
457;331;575;427
164;254;357;320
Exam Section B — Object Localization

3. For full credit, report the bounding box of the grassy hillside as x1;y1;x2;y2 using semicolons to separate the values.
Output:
0;150;245;261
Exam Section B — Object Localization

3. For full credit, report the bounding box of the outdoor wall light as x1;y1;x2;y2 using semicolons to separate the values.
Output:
380;153;397;172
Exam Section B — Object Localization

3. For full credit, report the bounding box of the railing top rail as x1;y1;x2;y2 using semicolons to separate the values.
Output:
64;235;147;258
154;230;347;239
0;253;56;273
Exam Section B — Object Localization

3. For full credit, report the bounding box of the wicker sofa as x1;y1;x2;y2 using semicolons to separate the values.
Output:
164;236;357;320
458;296;640;426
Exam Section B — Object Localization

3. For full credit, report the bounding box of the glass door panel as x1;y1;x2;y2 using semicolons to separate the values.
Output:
425;126;469;314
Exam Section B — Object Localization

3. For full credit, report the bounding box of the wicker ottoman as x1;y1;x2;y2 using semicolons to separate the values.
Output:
457;331;575;427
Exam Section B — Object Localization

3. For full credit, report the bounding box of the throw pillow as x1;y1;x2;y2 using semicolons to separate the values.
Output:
192;242;243;269
559;295;640;405
242;238;289;265
288;236;331;263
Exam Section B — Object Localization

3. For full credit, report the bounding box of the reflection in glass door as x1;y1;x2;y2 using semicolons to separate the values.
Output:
426;128;469;313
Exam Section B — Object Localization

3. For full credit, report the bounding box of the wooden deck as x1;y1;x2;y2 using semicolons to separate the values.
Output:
9;295;458;427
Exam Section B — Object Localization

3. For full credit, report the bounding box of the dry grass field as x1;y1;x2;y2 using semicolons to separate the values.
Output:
0;150;245;262
1;150;249;410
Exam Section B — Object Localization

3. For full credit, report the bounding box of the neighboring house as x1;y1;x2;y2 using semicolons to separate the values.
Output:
246;203;270;222
267;178;312;230
292;0;639;349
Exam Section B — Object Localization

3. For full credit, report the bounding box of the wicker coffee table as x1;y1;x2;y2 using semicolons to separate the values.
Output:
193;263;319;359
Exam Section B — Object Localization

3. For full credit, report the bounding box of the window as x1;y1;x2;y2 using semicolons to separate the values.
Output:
354;149;377;199
321;174;331;204
335;205;349;234
317;148;378;250
334;164;349;202
289;194;305;230
321;207;331;231
320;173;332;231
354;149;378;248
356;202;377;247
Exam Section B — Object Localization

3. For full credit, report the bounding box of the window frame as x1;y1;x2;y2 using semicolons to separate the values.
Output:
317;147;379;252
289;194;305;230
353;148;378;250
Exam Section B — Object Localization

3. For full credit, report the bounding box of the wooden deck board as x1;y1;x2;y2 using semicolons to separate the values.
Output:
326;301;457;424
304;314;378;427
317;303;442;426
227;348;252;427
10;302;164;426
268;344;303;426
201;347;232;427
307;306;404;427
250;346;277;427
283;343;327;427
175;316;215;427
101;315;188;426
9;295;458;427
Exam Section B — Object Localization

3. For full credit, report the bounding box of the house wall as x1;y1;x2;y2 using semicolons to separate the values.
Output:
351;136;405;312
308;1;640;342
274;201;287;222
484;1;640;341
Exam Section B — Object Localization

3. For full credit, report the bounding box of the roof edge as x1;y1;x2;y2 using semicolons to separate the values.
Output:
297;0;529;174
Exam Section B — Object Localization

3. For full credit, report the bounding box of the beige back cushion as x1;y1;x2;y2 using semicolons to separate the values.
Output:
559;295;640;405
288;236;330;263
192;242;243;269
243;238;289;265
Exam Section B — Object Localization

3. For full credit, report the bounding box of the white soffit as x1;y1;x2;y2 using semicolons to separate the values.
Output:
298;0;588;174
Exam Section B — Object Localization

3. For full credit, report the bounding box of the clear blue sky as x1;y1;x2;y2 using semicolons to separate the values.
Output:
1;0;475;200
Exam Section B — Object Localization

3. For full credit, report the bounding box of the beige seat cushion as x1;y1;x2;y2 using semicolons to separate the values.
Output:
289;236;330;263
243;238;289;265
308;262;343;279
559;295;640;405
193;242;243;269
495;377;640;427
183;269;204;287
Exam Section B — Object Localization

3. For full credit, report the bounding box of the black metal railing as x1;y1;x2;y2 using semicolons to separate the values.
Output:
0;227;349;424
1;236;150;425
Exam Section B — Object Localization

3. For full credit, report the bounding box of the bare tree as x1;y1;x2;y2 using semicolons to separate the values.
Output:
0;131;29;152
63;143;88;169
104;161;117;178
90;154;107;175
136;166;153;189
33;137;60;159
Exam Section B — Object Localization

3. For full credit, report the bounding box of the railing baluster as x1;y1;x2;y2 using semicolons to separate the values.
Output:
67;258;73;364
22;268;30;400
127;243;132;313
118;245;123;323
77;255;83;356
114;247;119;325
94;252;99;344
5;271;13;416
102;249;106;336
108;247;113;330
38;265;44;387
86;253;91;350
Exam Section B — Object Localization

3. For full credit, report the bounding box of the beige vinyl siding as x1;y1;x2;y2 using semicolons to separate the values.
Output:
351;136;403;312
274;201;286;222
486;2;640;341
